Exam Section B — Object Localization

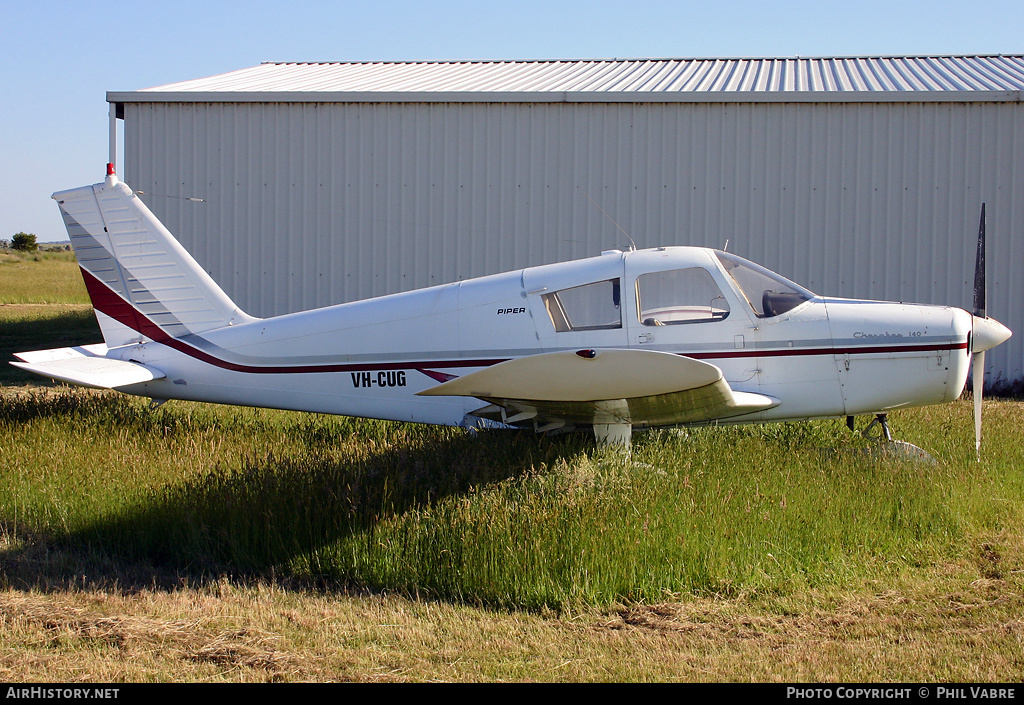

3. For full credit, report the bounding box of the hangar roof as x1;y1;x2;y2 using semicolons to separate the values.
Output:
109;56;1024;104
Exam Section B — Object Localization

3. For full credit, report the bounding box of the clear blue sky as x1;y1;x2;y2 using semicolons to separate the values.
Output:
2;0;1022;242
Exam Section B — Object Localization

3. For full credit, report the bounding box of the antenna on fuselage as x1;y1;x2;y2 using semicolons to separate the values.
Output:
582;190;637;252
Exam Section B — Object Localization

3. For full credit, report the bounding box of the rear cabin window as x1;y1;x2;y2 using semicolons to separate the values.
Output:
542;279;622;332
637;268;730;326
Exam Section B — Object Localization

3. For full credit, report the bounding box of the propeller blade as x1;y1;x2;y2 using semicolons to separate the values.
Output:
974;204;986;318
969;318;1012;461
967;204;1012;459
973;349;984;460
972;204;986;460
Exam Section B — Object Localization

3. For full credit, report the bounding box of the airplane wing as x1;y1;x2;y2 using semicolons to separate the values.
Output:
11;345;165;389
416;348;776;432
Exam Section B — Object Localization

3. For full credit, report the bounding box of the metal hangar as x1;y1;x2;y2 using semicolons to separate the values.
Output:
107;56;1024;382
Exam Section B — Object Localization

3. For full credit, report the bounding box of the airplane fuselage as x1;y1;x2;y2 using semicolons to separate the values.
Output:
100;245;973;431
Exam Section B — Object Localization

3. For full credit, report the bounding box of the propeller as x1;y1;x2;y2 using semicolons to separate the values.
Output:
969;204;1012;459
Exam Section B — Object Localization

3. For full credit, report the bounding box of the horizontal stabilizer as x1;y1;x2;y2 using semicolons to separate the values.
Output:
418;348;776;429
11;346;165;389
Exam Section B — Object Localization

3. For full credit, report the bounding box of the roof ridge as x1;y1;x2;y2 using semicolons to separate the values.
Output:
260;55;1024;66
118;56;1024;99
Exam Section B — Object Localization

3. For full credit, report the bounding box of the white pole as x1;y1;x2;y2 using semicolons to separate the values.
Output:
108;103;117;176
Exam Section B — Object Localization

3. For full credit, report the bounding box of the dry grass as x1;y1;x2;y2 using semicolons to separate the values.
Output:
0;583;305;681
0;556;1021;682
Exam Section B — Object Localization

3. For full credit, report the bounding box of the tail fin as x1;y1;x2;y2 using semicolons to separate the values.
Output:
53;174;256;348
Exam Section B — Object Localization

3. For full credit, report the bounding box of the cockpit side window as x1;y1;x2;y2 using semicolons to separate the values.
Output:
636;268;730;326
714;251;814;318
542;279;622;332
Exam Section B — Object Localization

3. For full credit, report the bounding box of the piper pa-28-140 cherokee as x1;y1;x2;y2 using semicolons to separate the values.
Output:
12;170;1012;452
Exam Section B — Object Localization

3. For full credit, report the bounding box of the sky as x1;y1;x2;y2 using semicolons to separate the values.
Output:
2;0;1022;242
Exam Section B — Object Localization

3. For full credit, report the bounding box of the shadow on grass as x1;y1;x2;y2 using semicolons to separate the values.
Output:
0;307;101;386
0;391;590;595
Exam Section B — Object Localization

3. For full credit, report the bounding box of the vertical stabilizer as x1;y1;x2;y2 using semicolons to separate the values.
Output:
53;175;256;348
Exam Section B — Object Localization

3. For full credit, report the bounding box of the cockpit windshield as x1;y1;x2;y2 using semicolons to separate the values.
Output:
714;251;815;318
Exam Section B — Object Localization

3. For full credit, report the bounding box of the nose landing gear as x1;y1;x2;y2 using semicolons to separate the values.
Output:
845;413;934;463
857;413;893;442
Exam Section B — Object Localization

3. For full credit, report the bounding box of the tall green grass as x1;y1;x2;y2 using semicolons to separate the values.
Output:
3;242;1020;609
2;389;1021;608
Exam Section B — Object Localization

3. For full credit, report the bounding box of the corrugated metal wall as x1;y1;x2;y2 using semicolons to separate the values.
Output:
123;100;1023;381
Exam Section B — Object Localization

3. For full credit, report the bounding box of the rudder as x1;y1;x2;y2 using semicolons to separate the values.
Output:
53;174;255;348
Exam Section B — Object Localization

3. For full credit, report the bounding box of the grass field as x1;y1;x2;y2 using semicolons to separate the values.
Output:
1;253;1022;682
0;249;89;305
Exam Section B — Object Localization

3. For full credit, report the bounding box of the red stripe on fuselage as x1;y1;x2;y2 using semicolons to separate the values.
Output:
82;267;968;375
82;267;508;374
690;341;968;360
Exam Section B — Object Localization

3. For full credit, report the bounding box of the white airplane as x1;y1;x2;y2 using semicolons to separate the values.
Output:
12;169;1012;452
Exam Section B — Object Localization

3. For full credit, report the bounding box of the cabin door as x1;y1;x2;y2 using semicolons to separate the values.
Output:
624;261;762;394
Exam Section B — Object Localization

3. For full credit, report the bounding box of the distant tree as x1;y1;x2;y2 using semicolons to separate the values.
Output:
11;232;37;252
0;239;8;249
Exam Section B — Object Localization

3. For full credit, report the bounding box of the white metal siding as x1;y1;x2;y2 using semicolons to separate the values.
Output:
123;100;1024;382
